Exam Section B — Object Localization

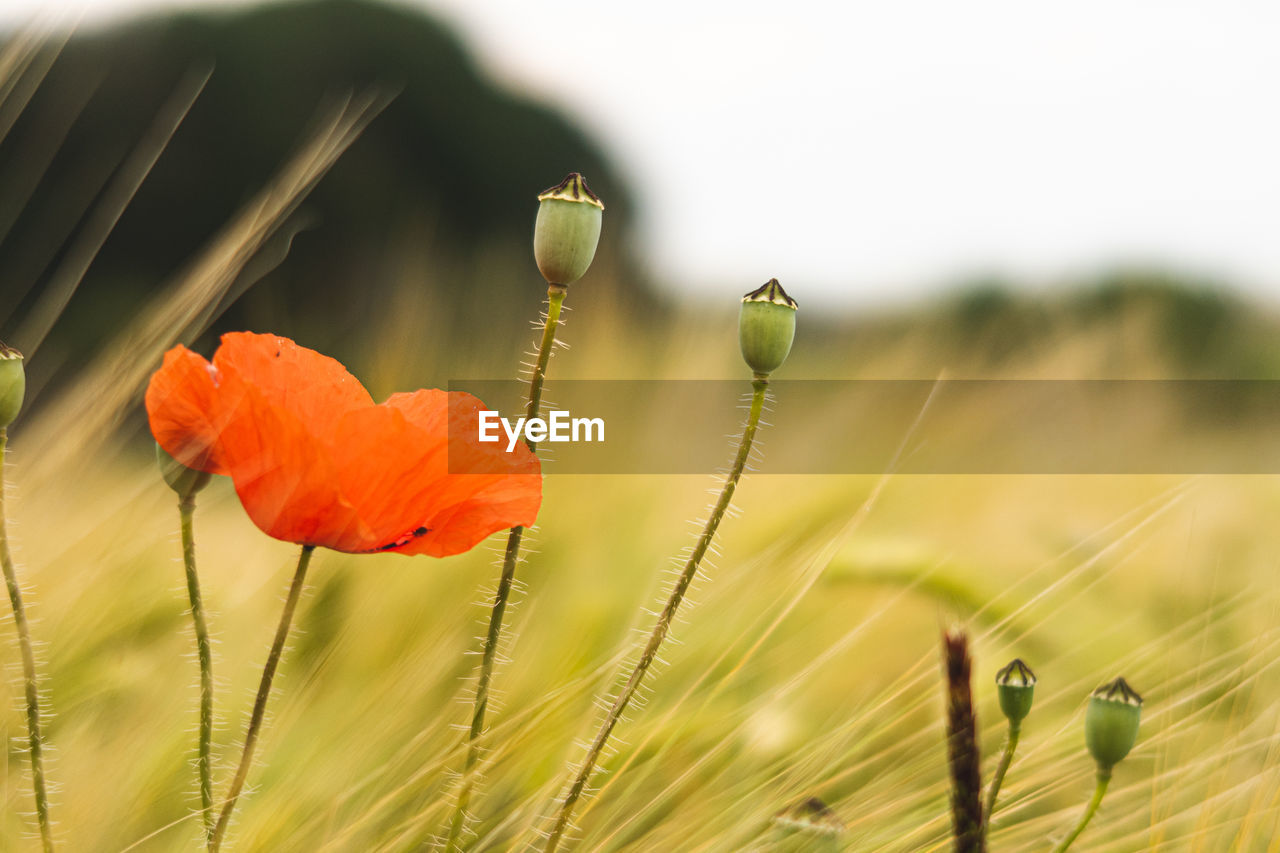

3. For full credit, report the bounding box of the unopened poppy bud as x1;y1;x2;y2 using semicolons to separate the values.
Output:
156;442;211;499
739;279;797;375
1085;677;1142;772
534;172;603;286
996;658;1036;726
0;343;24;429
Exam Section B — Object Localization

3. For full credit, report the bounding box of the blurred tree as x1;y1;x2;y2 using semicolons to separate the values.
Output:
0;0;648;391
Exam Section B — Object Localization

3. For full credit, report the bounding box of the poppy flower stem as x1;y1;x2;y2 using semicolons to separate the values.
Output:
541;375;770;853
0;428;54;853
524;283;569;428
446;283;567;851
983;722;1019;834
209;544;315;853
1050;769;1111;853
177;493;216;843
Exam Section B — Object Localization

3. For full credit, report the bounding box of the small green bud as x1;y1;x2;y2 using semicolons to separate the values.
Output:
1085;677;1142;772
996;658;1036;726
0;343;25;429
156;442;211;499
739;278;797;375
534;172;603;286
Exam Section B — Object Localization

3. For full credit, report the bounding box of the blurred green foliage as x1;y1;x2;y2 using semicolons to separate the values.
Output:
930;269;1280;377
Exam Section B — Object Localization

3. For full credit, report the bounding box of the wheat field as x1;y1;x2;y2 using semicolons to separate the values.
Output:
2;21;1280;853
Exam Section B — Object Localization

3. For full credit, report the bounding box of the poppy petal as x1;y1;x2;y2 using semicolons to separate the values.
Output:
145;345;230;475
330;403;444;549
212;332;373;448
216;370;372;550
144;333;542;557
335;390;541;556
396;479;543;557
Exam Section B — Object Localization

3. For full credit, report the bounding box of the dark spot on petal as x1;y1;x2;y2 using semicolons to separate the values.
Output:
366;525;433;552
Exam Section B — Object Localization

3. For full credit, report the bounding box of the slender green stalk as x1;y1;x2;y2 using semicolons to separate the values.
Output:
983;722;1019;834
542;376;770;853
521;284;568;432
0;428;54;853
178;494;216;844
445;283;567;851
1050;769;1111;853
209;544;314;853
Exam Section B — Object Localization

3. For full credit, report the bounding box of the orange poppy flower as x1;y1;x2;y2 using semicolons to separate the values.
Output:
145;332;541;556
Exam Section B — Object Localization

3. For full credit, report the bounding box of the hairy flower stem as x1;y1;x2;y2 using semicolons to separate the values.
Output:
210;544;314;853
542;376;770;853
0;429;54;853
1050;770;1111;853
178;494;216;844
445;283;567;851
983;722;1019;835
944;629;985;853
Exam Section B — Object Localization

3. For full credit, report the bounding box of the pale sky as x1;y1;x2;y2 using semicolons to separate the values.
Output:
5;0;1280;305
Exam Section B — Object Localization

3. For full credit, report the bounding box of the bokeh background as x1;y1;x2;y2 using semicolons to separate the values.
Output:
0;1;1278;850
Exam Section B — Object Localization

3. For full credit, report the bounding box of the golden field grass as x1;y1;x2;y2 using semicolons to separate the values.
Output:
3;26;1280;852
5;285;1280;851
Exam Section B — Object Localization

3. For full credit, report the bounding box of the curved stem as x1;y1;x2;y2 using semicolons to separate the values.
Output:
523;284;569;437
542;376;770;853
0;428;54;852
1050;769;1111;853
445;283;567;851
983;722;1019;837
178;494;216;844
209;544;314;852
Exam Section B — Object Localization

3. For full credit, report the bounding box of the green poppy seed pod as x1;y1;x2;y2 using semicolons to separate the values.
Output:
156;442;211;499
534;172;603;286
739;279;798;375
1085;677;1143;772
996;658;1036;726
0;343;25;429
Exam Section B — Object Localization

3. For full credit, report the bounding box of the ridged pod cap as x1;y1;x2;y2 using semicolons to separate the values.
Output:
1085;677;1142;771
0;343;25;429
534;173;603;285
156;442;212;499
739;279;797;375
996;658;1036;725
